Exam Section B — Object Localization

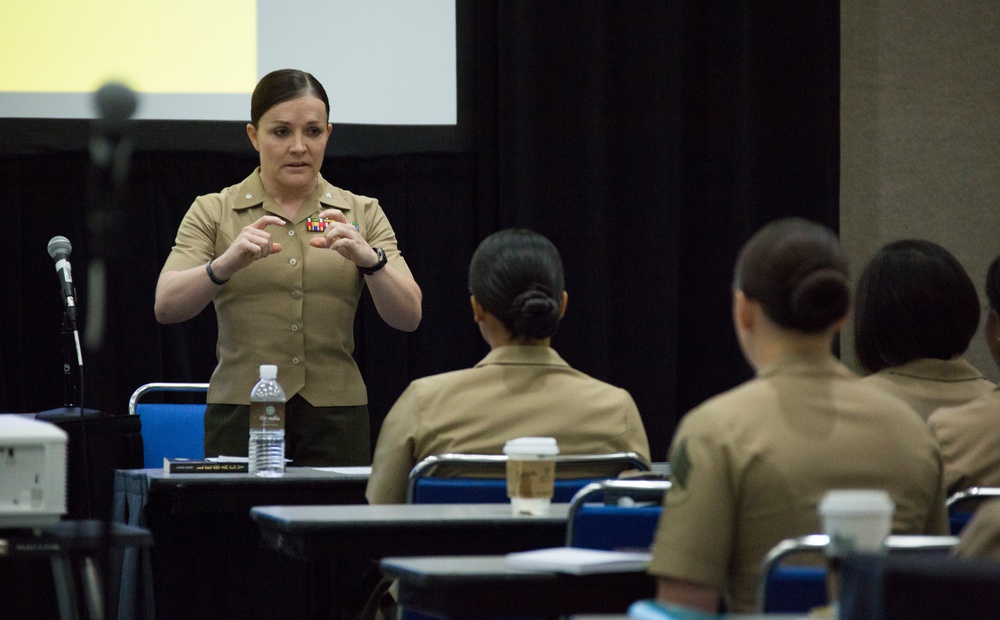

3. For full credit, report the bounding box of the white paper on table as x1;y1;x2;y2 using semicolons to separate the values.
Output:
505;547;652;575
312;466;373;475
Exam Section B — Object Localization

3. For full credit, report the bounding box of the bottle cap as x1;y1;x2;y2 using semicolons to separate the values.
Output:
259;364;278;380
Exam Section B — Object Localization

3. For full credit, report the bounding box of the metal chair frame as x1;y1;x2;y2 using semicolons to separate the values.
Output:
755;534;961;613
946;486;1000;535
405;451;651;504
946;486;1000;512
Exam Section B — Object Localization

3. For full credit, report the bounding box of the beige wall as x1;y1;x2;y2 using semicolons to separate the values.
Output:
840;0;1000;381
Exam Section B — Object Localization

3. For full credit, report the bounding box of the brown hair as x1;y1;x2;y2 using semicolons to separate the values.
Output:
734;217;850;333
250;69;329;128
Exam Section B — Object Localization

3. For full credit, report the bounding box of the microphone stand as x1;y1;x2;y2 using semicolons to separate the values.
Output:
39;312;101;422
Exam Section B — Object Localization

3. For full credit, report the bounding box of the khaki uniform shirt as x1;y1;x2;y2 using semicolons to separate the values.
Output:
861;358;995;421
365;345;651;504
161;169;413;406
647;352;948;613
928;388;1000;494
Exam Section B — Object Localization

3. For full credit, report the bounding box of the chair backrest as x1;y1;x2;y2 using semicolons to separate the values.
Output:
128;382;210;468
405;452;651;504
756;534;960;614
946;487;1000;535
565;479;670;551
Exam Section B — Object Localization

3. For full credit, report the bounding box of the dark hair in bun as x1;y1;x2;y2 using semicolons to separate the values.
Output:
468;229;564;340
734;218;850;333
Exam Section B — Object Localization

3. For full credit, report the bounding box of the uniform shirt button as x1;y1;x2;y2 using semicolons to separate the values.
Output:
292;358;300;365
290;290;299;298
289;258;297;266
290;324;299;332
288;229;295;236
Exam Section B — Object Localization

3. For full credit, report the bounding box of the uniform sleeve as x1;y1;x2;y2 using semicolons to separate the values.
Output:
927;409;972;495
617;391;652;464
647;408;735;592
954;499;1000;560
161;194;227;274
366;382;422;504
358;197;413;280
924;447;952;536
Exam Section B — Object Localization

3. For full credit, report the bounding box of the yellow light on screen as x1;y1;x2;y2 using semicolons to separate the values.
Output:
0;0;256;93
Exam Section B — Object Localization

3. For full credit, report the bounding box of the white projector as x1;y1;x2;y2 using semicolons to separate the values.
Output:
0;415;68;528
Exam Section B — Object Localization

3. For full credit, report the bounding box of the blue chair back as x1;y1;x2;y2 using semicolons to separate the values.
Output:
566;479;670;551
406;452;651;504
762;565;828;613
946;487;1000;535
411;477;605;504
570;504;663;551
129;383;209;469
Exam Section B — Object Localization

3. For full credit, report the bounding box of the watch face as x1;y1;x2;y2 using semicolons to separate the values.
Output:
359;247;388;275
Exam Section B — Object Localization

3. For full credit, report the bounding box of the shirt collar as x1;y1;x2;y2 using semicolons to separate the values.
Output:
474;345;571;368
233;168;353;224
756;350;855;380
880;357;987;382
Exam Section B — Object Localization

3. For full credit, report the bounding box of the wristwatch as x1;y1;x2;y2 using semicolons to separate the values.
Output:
357;247;387;275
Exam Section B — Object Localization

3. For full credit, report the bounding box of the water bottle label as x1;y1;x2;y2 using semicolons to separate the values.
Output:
250;401;285;432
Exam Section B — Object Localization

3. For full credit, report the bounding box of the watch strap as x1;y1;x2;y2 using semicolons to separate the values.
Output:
357;247;387;276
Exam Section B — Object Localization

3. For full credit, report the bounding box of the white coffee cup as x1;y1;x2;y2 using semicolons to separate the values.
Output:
503;437;559;516
818;489;895;557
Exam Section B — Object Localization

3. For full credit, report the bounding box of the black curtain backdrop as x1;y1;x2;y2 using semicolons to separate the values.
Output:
0;1;839;462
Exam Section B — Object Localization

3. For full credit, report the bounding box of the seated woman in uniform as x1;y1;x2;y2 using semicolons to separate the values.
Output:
928;253;1000;494
648;218;947;614
854;239;994;420
365;228;651;504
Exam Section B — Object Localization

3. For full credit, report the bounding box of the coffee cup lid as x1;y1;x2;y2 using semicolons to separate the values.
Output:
818;489;895;515
503;436;560;456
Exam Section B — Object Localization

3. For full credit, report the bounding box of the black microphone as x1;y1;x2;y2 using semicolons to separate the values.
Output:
47;235;78;325
86;82;138;352
90;82;138;176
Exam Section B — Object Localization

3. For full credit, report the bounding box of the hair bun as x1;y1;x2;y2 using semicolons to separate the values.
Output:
789;268;850;331
511;288;560;338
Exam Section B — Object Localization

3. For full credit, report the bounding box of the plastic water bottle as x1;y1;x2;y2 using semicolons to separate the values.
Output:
249;364;286;477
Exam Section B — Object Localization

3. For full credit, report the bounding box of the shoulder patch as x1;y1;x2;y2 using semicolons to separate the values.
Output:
671;438;692;490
